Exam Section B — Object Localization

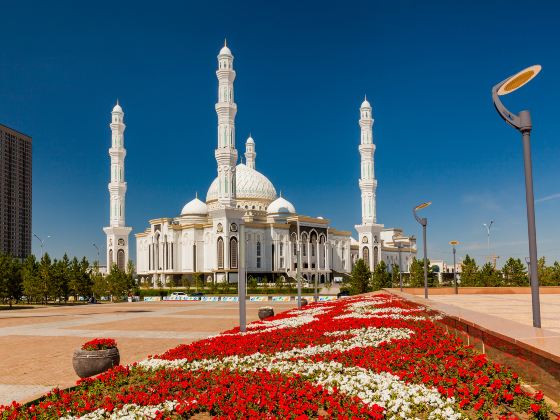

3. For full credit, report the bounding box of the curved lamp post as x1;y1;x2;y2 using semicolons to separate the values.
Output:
33;233;51;258
483;220;494;262
413;201;431;299
449;240;459;294
492;64;542;328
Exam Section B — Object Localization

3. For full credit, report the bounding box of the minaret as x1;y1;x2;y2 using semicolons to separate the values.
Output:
245;134;256;169
214;40;238;208
103;101;132;273
358;95;377;224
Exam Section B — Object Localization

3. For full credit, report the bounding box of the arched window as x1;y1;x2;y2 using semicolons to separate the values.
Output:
193;244;197;272
363;247;370;268
256;241;261;256
301;233;308;257
230;237;238;269
279;242;284;256
374;246;379;267
117;249;125;271
217;237;224;269
108;249;113;268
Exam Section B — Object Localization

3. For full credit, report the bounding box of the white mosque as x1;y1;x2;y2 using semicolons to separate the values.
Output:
104;42;416;285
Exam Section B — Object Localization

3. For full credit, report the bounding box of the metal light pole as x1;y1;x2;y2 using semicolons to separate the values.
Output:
492;64;542;328
483;221;494;262
449;241;459;294
296;221;302;309
238;225;247;332
92;243;100;265
413;202;431;299
33;233;51;258
525;256;531;283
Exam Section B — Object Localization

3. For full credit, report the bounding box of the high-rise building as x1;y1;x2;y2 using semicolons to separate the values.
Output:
0;124;32;260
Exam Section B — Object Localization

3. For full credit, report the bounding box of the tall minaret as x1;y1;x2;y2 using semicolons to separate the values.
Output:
103;101;132;273
245;134;256;169
214;40;238;208
358;96;377;225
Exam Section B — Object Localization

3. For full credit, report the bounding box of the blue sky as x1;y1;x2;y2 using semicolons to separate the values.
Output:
2;0;560;267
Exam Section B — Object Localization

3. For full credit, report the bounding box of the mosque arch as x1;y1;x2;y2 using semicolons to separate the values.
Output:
117;249;125;271
363;246;370;268
230;237;238;269
373;246;379;267
108;249;113;268
217;237;224;269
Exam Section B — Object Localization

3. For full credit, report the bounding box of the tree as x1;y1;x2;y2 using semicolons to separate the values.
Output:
38;253;52;304
106;264;133;301
502;258;528;286
0;253;23;307
459;255;479;287
371;261;391;291
390;264;400;288
91;262;108;300
22;254;41;303
349;259;371;295
479;262;502;287
409;257;428;287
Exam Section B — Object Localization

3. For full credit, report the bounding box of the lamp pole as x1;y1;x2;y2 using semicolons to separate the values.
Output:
92;243;100;265
396;240;403;291
492;64;542;328
449;241;459;294
238;225;247;332
413;202;431;299
33;233;51;258
483;221;494;262
296;221;303;309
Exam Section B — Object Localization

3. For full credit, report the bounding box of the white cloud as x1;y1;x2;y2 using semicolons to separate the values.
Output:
536;193;560;203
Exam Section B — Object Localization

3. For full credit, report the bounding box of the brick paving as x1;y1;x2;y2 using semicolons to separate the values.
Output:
0;300;293;405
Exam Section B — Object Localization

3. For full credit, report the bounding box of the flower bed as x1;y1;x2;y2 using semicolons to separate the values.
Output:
0;294;552;419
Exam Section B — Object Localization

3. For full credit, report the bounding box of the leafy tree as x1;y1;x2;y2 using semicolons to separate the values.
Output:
409;257;426;287
371;261;391;291
349;259;371;295
390;264;401;288
502;257;528;286
479;262;502;287
459;255;479;287
106;264;133;301
0;253;23;307
537;257;560;286
22;254;41;303
38;253;52;304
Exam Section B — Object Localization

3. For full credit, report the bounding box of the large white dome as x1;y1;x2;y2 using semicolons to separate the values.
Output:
206;163;277;205
181;196;208;215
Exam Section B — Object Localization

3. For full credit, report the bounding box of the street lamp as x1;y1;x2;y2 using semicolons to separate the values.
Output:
92;243;100;265
449;241;460;294
33;233;51;258
483;221;494;262
492;64;542;328
413;202;431;299
238;225;247;332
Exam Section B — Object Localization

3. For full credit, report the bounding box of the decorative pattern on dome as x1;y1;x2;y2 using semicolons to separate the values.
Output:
206;163;277;203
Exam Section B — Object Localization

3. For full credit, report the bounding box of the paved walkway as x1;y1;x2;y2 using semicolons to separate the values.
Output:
0;301;293;405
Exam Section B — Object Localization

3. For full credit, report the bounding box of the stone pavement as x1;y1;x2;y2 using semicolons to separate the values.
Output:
0;300;293;405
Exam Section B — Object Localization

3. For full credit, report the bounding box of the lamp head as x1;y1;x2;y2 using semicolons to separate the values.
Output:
414;201;432;211
497;65;541;96
449;240;459;246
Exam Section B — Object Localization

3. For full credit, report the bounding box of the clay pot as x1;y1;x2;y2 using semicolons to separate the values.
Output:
258;307;274;320
72;347;120;378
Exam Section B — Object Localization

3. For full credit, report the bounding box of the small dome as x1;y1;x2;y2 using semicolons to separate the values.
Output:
112;102;123;113
361;97;371;108
181;196;208;216
267;196;296;215
246;135;254;144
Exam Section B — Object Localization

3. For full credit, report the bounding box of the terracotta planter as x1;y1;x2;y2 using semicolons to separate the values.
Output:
72;347;120;378
258;307;274;320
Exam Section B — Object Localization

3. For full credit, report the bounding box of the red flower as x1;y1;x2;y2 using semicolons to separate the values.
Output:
81;338;117;351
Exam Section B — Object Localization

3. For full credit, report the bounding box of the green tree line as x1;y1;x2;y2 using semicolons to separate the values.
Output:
0;253;136;306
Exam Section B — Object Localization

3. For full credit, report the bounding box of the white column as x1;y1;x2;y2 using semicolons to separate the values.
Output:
215;41;238;208
245;135;256;169
358;96;377;225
